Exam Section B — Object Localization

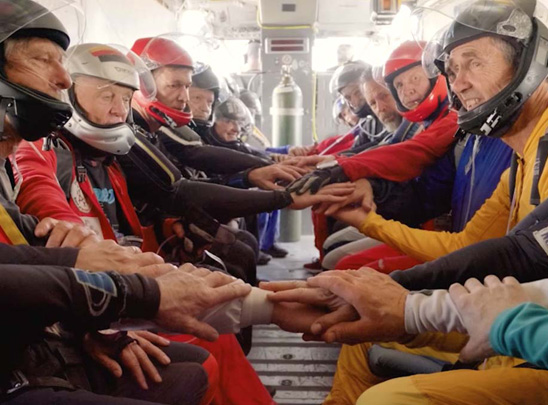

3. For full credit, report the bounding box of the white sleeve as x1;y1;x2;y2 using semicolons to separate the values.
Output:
197;283;274;334
404;278;548;335
112;283;274;334
404;290;466;334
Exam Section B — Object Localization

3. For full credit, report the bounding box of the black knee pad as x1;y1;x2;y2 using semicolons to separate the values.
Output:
367;345;448;378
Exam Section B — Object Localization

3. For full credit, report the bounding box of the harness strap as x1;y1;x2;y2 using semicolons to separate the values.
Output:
0;98;12;140
508;129;548;207
72;147;87;183
0;203;27;245
531;133;548;205
508;152;519;205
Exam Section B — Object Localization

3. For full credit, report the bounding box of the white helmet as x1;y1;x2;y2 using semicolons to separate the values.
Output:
64;43;144;155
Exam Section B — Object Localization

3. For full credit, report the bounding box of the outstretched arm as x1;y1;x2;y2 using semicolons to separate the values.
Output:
338;111;457;182
391;219;548;290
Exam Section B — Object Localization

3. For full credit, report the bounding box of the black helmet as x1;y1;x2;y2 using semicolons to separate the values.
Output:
206;96;253;146
329;61;372;118
192;64;220;97
419;0;548;138
0;0;75;142
239;89;262;117
191;63;220;126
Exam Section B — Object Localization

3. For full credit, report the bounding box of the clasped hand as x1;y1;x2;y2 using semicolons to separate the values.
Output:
261;268;409;344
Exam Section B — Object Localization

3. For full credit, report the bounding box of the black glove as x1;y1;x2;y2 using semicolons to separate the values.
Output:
286;165;348;195
172;205;241;266
180;205;220;254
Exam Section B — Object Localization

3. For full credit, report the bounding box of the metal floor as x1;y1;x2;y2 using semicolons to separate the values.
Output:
250;236;340;405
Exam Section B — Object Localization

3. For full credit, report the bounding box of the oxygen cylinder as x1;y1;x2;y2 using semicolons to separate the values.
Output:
270;65;303;242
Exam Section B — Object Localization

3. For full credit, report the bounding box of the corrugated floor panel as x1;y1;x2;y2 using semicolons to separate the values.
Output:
250;326;340;405
250;237;338;405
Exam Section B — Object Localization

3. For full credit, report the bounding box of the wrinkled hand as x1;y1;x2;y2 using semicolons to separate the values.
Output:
75;239;169;276
449;276;530;363
248;164;308;190
289;182;355;210
286;165;348;195
270;153;291;163
314;179;375;216
261;280;358;339
278;156;312;167
294;154;335;168
155;264;252;341
329;205;370;229
84;330;171;390
271;302;329;334
289;145;315;156
35;217;100;248
306;268;410;344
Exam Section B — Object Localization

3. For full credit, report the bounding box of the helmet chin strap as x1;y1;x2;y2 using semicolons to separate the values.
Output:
0;98;13;141
41;133;59;151
150;105;178;128
353;102;372;119
190;118;212;128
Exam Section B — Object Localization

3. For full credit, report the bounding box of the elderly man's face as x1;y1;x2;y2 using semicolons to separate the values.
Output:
188;86;215;121
153;66;192;111
362;79;402;132
2;37;71;157
392;64;431;111
74;76;133;126
340;81;366;113
214;119;240;142
4;38;72;100
445;37;514;111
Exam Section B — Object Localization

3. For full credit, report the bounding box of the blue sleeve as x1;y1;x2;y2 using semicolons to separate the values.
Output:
266;145;291;154
490;302;548;368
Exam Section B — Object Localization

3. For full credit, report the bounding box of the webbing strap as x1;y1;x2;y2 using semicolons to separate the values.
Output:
508;130;548;207
0;203;27;245
531;133;548;205
508;152;519;205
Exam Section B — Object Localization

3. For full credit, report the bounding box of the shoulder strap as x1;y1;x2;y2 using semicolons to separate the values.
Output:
453;133;471;169
508;128;548;207
531;131;548;206
508;152;519;205
397;120;417;143
0;203;28;245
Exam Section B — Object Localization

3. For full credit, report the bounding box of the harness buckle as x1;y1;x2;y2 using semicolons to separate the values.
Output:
76;166;87;183
3;370;29;395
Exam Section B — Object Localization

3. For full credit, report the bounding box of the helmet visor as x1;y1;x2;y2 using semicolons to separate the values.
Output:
1;0;84;51
332;96;347;125
1;0;85;100
329;62;368;95
68;44;155;98
413;0;534;78
371;63;389;88
69;44;157;124
138;32;211;71
115;45;156;100
214;97;253;136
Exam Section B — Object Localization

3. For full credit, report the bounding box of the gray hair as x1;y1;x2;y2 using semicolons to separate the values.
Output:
3;37;32;61
359;65;374;83
490;36;520;73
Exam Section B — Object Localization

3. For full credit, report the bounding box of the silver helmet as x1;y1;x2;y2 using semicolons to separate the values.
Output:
64;43;147;155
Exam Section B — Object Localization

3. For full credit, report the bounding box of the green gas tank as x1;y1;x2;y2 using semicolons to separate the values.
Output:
270;65;304;242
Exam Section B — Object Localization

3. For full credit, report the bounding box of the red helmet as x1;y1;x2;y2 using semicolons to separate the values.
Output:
131;36;194;128
383;40;447;122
